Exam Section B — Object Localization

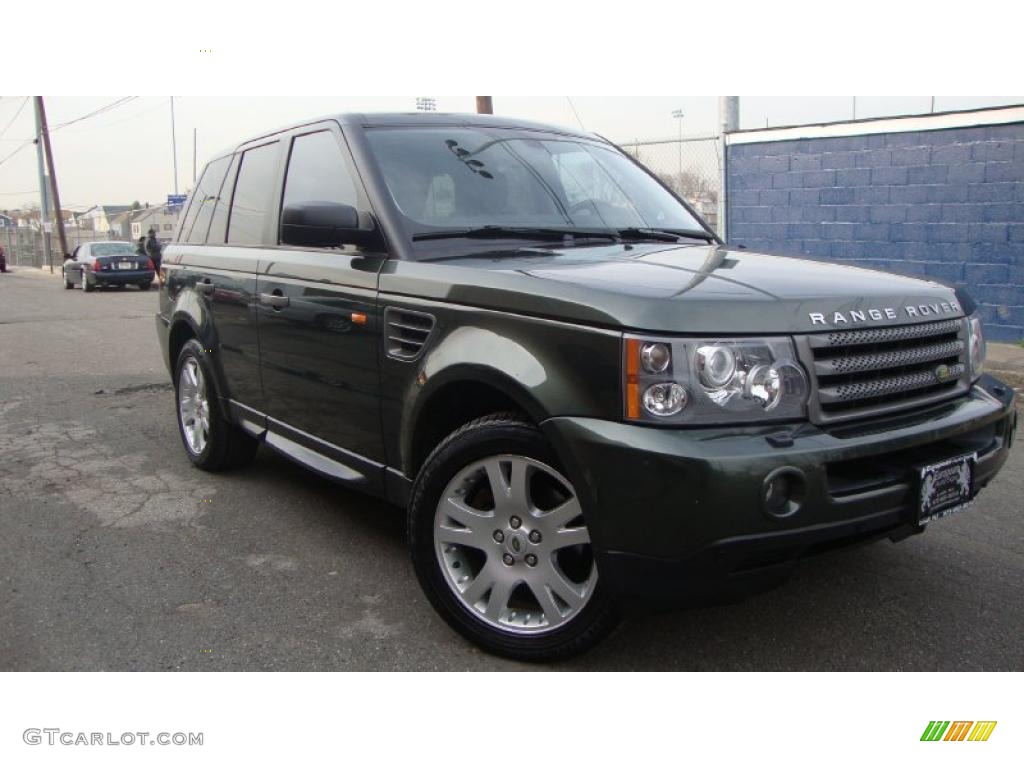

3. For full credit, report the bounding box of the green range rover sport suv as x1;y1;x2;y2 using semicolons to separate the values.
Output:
156;112;1017;660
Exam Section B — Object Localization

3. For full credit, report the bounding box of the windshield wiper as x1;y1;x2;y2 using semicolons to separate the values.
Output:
412;226;620;242
615;227;716;243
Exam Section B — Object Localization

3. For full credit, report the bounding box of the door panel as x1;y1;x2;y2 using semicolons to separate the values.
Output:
257;250;387;462
175;247;263;410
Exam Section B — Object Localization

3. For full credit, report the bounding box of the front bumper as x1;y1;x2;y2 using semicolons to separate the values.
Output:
542;375;1017;604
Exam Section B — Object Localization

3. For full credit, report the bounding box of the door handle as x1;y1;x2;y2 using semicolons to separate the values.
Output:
259;292;289;309
196;280;215;294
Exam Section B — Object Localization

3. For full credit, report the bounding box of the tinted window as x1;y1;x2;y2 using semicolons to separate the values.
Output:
227;142;279;246
205;154;239;245
181;155;231;244
281;132;358;223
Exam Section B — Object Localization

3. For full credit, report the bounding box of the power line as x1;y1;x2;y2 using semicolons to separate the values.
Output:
0;97;29;140
50;96;139;132
566;96;586;130
0;140;33;168
81;97;169;130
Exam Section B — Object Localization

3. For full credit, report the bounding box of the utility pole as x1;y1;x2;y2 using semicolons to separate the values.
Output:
170;97;179;195
33;98;52;270
193;127;197;186
852;96;857;120
475;96;493;115
718;96;740;242
36;97;68;268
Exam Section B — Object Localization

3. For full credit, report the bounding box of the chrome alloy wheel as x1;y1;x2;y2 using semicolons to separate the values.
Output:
434;455;596;634
178;358;210;455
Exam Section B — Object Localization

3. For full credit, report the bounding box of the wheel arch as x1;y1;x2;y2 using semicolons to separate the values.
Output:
167;299;228;402
404;365;547;478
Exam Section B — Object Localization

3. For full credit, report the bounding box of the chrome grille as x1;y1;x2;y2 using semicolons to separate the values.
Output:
801;318;969;424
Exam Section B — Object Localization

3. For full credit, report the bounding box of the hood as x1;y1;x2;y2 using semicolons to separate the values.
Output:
380;243;969;334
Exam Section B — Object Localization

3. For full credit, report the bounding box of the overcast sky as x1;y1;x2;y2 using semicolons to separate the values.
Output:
1;95;1021;212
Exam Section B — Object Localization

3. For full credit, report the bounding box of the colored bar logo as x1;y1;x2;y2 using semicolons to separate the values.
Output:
921;721;997;742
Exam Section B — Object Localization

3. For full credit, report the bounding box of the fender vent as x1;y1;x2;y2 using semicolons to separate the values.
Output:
385;308;435;361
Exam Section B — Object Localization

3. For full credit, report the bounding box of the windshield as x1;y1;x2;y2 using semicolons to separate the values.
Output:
365;127;706;239
92;243;134;256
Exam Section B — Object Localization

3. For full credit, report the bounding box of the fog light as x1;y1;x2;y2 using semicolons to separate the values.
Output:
761;467;806;518
764;475;790;511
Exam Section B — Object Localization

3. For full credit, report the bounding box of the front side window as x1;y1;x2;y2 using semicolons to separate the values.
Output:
281;131;358;220
226;142;279;246
365;127;704;236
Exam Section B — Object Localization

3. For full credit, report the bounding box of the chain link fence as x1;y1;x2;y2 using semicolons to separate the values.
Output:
618;135;722;233
1;226;120;269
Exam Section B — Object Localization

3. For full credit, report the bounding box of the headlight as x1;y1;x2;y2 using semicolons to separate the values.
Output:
967;315;985;379
624;336;809;424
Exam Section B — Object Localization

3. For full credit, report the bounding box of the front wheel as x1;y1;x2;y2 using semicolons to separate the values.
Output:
64;272;74;289
174;339;258;471
408;413;617;661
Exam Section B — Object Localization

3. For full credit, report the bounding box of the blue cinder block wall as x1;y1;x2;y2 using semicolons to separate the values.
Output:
726;122;1024;341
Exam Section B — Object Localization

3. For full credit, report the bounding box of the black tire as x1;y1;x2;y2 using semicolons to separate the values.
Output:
408;412;618;662
174;339;259;471
139;281;152;291
64;273;74;289
81;271;93;292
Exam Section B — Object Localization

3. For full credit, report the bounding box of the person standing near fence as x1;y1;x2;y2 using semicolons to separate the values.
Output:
0;242;7;273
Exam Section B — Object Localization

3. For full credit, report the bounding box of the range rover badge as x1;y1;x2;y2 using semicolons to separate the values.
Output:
809;301;960;327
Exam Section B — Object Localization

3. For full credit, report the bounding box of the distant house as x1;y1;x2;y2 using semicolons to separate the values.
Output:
130;205;179;242
10;208;75;231
109;209;137;240
0;212;14;229
78;205;133;235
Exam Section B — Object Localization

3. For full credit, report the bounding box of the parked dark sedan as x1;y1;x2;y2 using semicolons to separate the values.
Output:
63;241;155;292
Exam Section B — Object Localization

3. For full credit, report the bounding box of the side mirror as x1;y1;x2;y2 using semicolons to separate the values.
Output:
280;201;375;248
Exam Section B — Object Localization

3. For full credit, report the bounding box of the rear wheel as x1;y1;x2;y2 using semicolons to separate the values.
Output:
139;281;152;291
174;339;258;471
81;270;93;292
409;413;617;661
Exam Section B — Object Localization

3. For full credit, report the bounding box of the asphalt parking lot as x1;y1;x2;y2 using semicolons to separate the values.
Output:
1;267;1021;671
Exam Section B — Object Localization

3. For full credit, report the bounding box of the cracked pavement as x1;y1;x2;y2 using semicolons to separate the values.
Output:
0;268;1021;670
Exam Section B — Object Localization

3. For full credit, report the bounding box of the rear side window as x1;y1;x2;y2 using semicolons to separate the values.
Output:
227;142;279;246
180;155;231;244
281;131;358;219
205;154;240;244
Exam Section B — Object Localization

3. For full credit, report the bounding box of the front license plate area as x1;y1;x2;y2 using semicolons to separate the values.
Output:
918;453;976;525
